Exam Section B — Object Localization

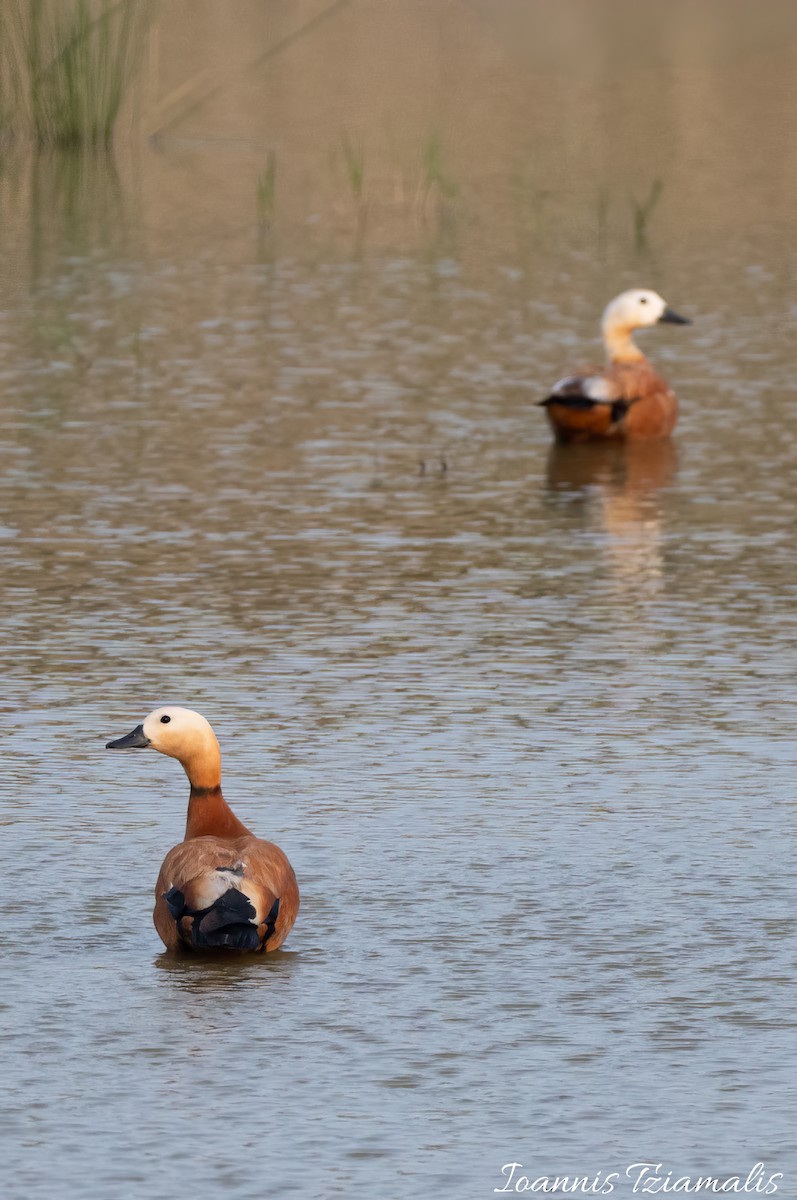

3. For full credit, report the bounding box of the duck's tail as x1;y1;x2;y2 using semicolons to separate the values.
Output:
165;867;280;952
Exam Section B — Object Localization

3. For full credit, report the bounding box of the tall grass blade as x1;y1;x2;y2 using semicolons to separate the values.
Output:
256;150;277;229
341;132;365;204
422;133;458;201
630;178;664;247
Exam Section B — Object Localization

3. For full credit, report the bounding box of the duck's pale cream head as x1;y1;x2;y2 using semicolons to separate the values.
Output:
602;289;690;362
106;706;222;790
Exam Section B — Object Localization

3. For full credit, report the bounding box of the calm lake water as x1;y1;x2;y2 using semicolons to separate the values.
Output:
1;4;796;1198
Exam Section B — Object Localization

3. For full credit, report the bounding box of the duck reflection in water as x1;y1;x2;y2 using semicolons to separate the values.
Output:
152;950;295;988
546;439;678;595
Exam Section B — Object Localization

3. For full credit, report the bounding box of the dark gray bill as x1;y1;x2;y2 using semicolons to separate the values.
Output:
659;307;691;325
106;724;150;750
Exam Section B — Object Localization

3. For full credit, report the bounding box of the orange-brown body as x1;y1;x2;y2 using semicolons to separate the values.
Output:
153;786;300;953
543;361;678;444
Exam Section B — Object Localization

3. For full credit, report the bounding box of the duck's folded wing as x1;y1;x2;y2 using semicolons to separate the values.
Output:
540;373;622;409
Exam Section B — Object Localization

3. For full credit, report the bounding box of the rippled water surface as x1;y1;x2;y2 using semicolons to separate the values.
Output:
1;4;796;1198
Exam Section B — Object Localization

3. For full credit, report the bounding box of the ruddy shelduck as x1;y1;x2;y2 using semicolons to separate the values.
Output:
106;706;299;953
540;289;691;443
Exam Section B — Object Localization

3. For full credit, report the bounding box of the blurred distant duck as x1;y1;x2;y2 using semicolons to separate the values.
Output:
540;289;691;443
107;707;299;954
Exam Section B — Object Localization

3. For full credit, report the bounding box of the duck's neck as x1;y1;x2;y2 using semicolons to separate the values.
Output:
185;785;252;840
179;736;251;839
603;323;646;365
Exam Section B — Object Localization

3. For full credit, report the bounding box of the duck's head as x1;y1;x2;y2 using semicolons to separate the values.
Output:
106;706;221;788
601;289;690;362
603;289;690;334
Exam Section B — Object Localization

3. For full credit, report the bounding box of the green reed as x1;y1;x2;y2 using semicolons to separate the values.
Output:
341;132;365;206
421;132;458;201
630;178;664;247
0;9;21;138
6;0;148;148
596;187;610;253
256;150;277;228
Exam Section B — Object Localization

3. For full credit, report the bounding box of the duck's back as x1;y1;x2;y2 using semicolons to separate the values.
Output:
154;834;300;953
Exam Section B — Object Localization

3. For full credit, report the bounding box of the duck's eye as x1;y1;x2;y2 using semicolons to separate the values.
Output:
639;296;648;304
160;715;171;724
